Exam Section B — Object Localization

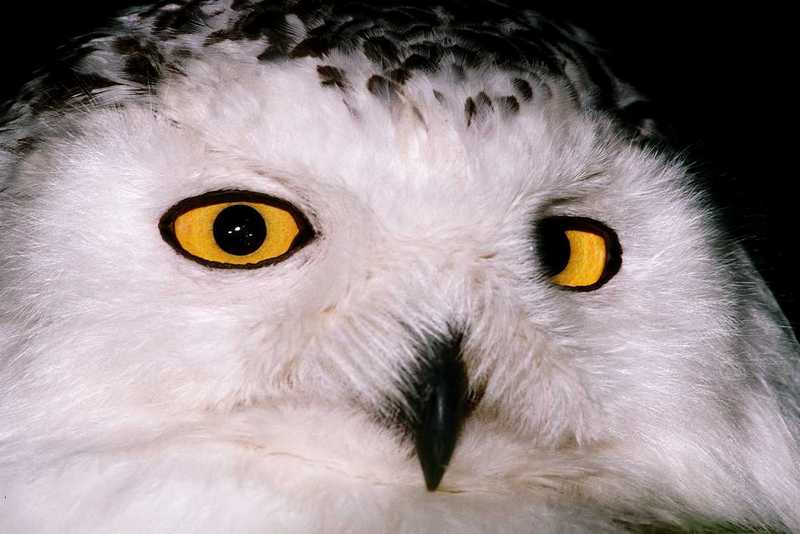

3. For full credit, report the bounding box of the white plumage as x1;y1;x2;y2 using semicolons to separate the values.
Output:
0;1;798;532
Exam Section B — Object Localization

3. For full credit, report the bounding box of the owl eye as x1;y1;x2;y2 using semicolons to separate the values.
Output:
535;217;622;291
159;190;314;269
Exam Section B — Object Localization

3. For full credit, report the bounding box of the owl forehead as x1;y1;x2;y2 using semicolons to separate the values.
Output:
152;53;610;218
4;0;656;230
2;0;644;157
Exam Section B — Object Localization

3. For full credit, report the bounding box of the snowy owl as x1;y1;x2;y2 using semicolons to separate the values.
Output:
0;1;798;533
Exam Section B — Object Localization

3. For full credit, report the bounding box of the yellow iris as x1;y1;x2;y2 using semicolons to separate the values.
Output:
551;229;608;288
160;191;312;268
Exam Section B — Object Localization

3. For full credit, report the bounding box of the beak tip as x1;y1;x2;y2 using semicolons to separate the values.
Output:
417;432;456;491
402;330;470;493
420;459;446;491
424;476;442;492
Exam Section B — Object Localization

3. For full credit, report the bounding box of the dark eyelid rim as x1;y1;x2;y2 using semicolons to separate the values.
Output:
536;216;622;292
159;189;316;270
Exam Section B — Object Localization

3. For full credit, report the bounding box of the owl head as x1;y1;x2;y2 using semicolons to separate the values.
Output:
0;1;798;532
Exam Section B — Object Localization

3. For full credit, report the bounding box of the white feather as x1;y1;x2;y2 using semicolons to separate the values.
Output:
0;3;798;532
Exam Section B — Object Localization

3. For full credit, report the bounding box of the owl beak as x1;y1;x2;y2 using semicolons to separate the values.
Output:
404;332;469;491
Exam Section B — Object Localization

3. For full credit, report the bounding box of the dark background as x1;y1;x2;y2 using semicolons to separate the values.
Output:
0;3;796;333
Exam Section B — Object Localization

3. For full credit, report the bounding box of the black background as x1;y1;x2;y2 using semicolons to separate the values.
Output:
0;3;796;333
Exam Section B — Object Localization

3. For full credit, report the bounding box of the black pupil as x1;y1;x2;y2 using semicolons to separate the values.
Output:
213;204;267;256
536;222;571;277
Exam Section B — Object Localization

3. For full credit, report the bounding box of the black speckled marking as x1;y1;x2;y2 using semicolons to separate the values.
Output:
464;91;495;126
387;68;412;85
476;91;493;112
498;95;520;114
409;41;444;62
112;36;143;55
363;36;401;68
289;36;330;59
11;136;38;156
411;105;426;127
79;73;120;98
153;0;205;34
448;44;481;69
403;53;439;73
238;6;288;41
317;65;349;89
27;55;122;114
124;50;164;86
399;24;432;42
450;63;466;81
257;47;286;62
205;29;245;45
113;37;164;86
464;96;477;127
512;78;533;101
367;74;401;102
453;28;526;67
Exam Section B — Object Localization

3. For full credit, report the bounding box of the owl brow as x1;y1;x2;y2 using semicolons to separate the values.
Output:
575;170;607;183
539;197;586;211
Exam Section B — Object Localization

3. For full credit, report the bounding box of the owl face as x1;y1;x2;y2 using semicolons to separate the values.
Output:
1;2;798;532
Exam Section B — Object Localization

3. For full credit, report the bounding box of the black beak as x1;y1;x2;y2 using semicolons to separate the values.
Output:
402;331;469;491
